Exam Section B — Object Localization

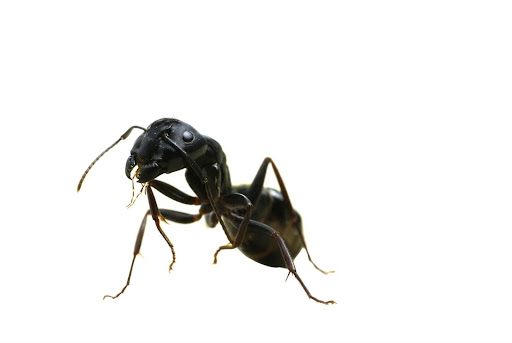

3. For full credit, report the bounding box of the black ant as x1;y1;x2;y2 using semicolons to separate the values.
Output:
77;118;335;304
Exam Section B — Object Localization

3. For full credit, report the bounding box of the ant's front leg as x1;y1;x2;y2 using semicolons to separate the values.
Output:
146;185;193;272
147;179;205;270
104;180;203;300
150;179;200;205
104;205;203;300
104;210;150;300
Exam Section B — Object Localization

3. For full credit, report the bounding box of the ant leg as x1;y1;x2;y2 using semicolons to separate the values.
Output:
104;208;202;299
147;186;177;272
212;193;252;264
147;180;205;270
149;179;200;205
247;157;334;274
212;243;233;264
229;213;335;305
104;210;150;300
159;209;202;224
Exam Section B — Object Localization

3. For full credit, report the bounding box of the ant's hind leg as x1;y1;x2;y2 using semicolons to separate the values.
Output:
229;214;335;305
297;226;335;275
247;157;334;274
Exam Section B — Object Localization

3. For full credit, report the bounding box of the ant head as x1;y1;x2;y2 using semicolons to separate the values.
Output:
126;118;208;183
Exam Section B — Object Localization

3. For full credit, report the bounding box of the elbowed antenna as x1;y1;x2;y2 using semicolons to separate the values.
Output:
77;125;146;192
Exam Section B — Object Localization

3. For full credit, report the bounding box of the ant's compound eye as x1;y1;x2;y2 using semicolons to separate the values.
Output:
182;130;194;143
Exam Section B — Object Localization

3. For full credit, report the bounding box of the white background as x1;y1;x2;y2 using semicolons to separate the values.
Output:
1;1;511;342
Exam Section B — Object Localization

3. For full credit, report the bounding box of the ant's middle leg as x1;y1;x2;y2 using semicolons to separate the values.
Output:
212;193;253;264
246;157;333;274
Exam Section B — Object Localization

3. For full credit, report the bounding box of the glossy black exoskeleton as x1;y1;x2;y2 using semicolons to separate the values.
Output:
77;118;334;304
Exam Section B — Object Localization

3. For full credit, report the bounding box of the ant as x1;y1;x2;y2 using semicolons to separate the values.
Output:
77;118;335;304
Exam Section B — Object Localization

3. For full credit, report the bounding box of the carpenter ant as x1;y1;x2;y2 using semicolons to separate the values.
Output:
77;118;335;304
